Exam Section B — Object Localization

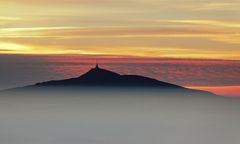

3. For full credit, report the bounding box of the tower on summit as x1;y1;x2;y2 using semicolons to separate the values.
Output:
95;59;99;69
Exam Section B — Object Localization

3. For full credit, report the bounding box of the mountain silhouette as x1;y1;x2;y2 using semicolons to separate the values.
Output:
15;64;212;95
3;64;215;96
33;64;183;88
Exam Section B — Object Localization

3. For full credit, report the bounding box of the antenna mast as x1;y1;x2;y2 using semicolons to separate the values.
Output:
95;59;99;69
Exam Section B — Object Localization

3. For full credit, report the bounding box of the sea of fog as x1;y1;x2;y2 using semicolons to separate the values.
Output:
0;89;240;144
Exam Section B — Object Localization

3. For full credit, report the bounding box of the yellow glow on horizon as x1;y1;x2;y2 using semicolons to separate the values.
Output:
165;20;240;28
0;42;32;53
0;43;239;60
0;16;22;21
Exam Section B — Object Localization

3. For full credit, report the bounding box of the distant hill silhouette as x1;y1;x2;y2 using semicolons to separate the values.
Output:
20;65;214;95
2;64;215;96
33;64;183;88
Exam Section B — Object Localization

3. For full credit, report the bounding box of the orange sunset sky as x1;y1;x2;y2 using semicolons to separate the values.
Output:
0;0;240;96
